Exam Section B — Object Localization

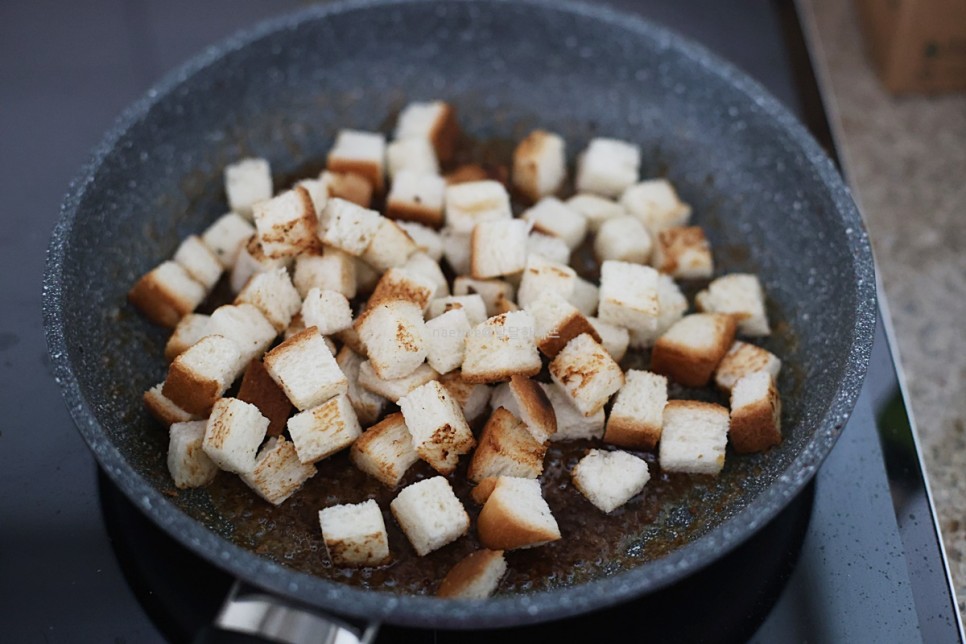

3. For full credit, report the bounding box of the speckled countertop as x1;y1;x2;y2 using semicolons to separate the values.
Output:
802;0;966;613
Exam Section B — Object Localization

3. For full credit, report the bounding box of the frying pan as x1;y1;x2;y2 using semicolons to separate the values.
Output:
43;0;876;637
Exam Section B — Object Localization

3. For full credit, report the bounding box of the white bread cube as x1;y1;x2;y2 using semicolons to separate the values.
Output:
173;235;223;290
252;186;318;259
167;420;219;488
438;371;492;422
566;193;626;232
441;229;472;275
540;382;605;441
445;180;512;234
575;138;640;198
402;252;449;299
368;267;437;311
207;303;277;365
516;254;577;309
587;316;630;362
319;198;383;256
424;308;471;374
386;170;447;229
202;212;257;269
293;246;356;299
162;335;243;416
235;267;302;332
335;347;387;425
506;375;557;443
358;360;439;403
294;177;328;216
477;477;561;550
730;371;782;453
522;197;587;251
319;170;374;208
452;277;516;318
318;499;390;566
651;313;737;387
241;436;316;505
225;157;272;219
527;232;571;265
462;311;542;384
361;218;418;271
628;274;688;349
620;179;691;235
387;138;439;180
526;291;600;358
598;260;660;335
263;327;349;410
468;407;547;482
572;449;650;513
569;277;600;317
202;397;269;474
164;313;210;362
128;261;206;328
604;370;667;450
326;129;386;193
397;222;443;261
659;400;730;475
398;380;476;474
512;130;566;202
394;100;460;162
301;288;353;335
594;216;652;264
714;341;782;392
230;237;288;294
350;412;418;487
436;549;507;599
470;219;530;279
428;295;488;327
391;476;470;556
653;226;713;279
287;393;361;464
356;300;426;380
549;333;624;416
695;273;770;336
144;382;201;427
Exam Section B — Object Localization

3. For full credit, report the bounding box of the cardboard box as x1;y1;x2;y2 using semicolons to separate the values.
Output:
855;0;966;94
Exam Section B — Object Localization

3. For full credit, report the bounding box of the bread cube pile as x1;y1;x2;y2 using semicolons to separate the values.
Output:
131;100;786;599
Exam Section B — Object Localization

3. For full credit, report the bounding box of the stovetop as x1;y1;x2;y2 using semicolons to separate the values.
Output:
1;0;961;642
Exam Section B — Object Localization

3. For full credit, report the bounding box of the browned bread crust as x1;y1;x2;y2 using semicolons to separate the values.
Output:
650;313;736;387
429;102;460;163
462;362;541;385
537;309;600;358
470;477;499;504
730;381;782;453
237;359;292;438
603;418;661;451
436;549;505;598
326;158;384;194
477;489;561;551
386;199;444;229
162;361;221;417
127;269;196;329
467;407;547;482
325;171;373;208
509;375;557;441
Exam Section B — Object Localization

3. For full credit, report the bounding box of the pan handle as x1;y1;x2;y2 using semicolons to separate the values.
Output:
194;579;380;644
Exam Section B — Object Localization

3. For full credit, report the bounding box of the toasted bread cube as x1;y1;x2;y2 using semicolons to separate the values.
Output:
173;235;223;291
527;231;571;265
540;382;605;441
468;407;547;482
202;212;257;269
293;246;356;299
232;357;292;440
318;499;390;566
397;222;443;261
428;295;488;327
356;300;426;380
300;288;352;335
207;303;277;365
327;129;386;193
477;477;561;550
506;376;557;443
441;229;472;275
252;186;318;259
594;216;652;264
350;413;418;487
526;291;601;358
398;380;476;474
572;449;650;513
438;371;492;421
164;313;210;362
575;138;640;198
549;333;624;417
659;400;730;475
385;170;446;229
167;420;219;488
620;179;691;235
128;261;206;328
230;236;289;294
445;180;512;234
163;335;243;416
358;360;439;403
319;170;374;208
652;226;713;279
436;549;507;599
730;371;782;453
387;137;439;180
394;100;460;163
512;130;566;202
294;177;328;216
470;477;500;505
522;197;587;250
318;198;383;257
566;193;626;232
628;274;688;349
492;293;519;315
402;252;449;299
470;219;530;279
452;277;516;318
598;260;660;335
235;267;301;332
336;347;387;425
225;158;272;219
516;255;577;309
263;327;349;411
424;308;471;374
489;382;517;414
368;267;437;311
392;477;469;557
604;370;667;450
241;436;316;505
287;393;361;464
144;382;200;426
651;313;737;387
445;163;509;185
202;397;269;473
587;316;630;362
715;341;782;392
362;218;419;271
462;311;542;384
695;273;770;336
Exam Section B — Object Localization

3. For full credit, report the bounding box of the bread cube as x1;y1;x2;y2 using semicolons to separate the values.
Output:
715;341;782;392
361;218;418;271
164;313;210;362
263;327;349;411
398;380;476;474
470;477;500;505
521;197;587;251
358;360;439;403
512;130;566;202
470;219;530;279
696;273;770;337
397;222;444;261
234;266;301;332
318;499;391;566
387;137;439;180
334;347;386;425
436;549;507;599
651;313;737;387
438;371;492;422
402;252;449;299
394;100;460;162
428;294;488;327
294;177;328;216
594;216;652;264
167;420;219;488
566;193;626;232
202;397;270;473
286;393;361;463
173;235;223;291
202;212;257;269
492;293;519;315
225;157;272;219
477;477;561;550
659;400;730;475
207;303;277;365
570;277;600;317
391;476;470;556
526;291;600;358
620;179;691;235
462;311;542;384
319;170;374;208
652;226;713;279
318;198;383;257
587;316;630;362
241;436;316;505
445;180;512;234
628;273;688;349
163;335;243;416
356;300;426;380
293;246;357;299
327;129;386;193
604;370;667;450
468;407;547;482
128;261;206;328
300;288;352;335
540;382;605;441
236;359;293;438
452;277;516;318
144;383;201;427
441;229;472;275
230;236;289;294
527;232;571;265
386;170;447;229
597;260;660;335
350;413;418;487
575;138;640;198
572;449;650;513
445;163;508;185
252;186;318;259
730;371;782;453
368;267;437;311
516;254;577;309
549;333;624;416
505;376;557;443
424;308;471;374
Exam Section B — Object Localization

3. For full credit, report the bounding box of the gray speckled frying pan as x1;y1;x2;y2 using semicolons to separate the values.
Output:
43;0;875;636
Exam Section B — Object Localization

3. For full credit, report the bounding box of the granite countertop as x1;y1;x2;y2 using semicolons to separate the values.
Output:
802;0;966;613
